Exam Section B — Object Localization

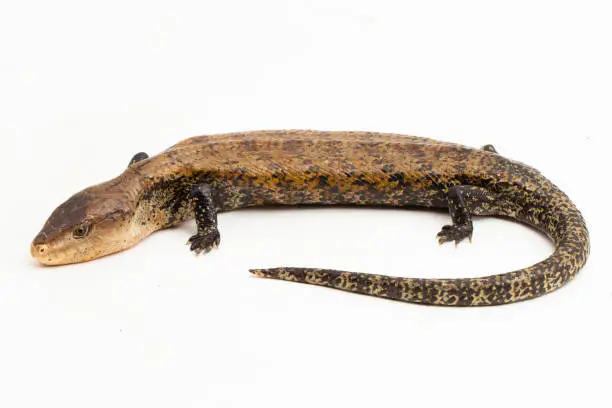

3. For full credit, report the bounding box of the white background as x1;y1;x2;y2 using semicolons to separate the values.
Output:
1;1;610;407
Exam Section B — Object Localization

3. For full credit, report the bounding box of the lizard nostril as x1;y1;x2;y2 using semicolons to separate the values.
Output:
31;243;50;261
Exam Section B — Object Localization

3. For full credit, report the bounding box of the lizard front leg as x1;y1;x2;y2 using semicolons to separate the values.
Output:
437;185;496;245
187;184;221;254
128;152;149;167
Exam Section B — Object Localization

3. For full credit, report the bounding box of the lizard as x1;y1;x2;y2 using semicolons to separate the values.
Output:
30;130;590;306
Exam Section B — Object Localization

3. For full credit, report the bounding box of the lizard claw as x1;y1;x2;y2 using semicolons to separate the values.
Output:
188;229;221;255
436;224;473;245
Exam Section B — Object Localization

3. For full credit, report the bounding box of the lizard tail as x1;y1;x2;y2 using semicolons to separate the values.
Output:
249;202;589;306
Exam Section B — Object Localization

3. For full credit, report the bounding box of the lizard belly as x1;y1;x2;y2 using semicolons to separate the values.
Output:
212;169;448;211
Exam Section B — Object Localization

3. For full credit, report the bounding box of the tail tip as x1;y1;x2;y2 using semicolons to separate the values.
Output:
249;268;286;279
249;268;266;278
249;268;278;278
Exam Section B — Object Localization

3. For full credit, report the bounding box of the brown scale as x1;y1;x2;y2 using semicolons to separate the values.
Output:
31;130;589;306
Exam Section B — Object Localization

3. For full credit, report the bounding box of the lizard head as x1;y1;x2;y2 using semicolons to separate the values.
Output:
31;182;137;266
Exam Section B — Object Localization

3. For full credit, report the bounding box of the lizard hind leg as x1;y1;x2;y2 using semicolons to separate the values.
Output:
437;185;497;245
481;144;498;153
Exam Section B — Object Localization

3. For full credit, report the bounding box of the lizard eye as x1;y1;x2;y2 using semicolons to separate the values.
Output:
73;222;91;239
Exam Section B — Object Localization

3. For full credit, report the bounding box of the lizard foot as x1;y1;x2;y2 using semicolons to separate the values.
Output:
437;224;473;245
188;229;221;255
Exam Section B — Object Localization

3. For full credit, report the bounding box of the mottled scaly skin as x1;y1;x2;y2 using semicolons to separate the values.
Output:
32;130;589;306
